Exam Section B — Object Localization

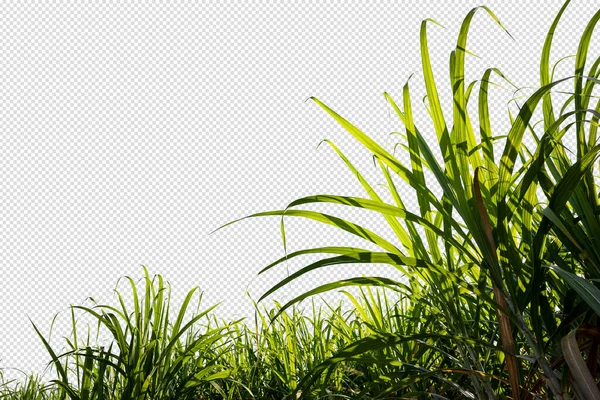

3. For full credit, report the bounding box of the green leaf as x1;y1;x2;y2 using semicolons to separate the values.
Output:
548;265;600;317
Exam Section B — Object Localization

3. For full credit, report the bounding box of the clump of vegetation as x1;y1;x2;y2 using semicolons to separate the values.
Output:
2;0;600;398
1;268;419;399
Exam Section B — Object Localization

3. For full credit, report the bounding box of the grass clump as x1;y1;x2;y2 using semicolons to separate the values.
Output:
2;0;600;398
2;270;421;399
0;372;55;400
27;266;239;400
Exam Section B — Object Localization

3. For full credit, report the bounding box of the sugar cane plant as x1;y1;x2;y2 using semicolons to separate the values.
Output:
222;0;600;398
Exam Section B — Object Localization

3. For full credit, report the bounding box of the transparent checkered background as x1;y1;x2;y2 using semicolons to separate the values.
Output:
0;1;597;381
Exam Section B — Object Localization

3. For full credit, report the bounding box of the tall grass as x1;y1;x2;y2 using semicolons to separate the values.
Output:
1;1;600;398
220;0;600;398
0;371;56;400
2;271;423;399
26;266;239;400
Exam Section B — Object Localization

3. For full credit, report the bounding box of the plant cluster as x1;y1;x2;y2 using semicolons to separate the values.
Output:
2;0;600;398
0;269;426;399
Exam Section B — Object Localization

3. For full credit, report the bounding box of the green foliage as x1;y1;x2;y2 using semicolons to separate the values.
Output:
28;267;238;400
2;272;434;399
0;372;58;400
220;1;600;398
2;1;600;398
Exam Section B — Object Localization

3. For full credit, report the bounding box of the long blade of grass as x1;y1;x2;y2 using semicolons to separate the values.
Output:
540;0;571;132
574;9;600;158
216;209;401;254
286;194;476;260
561;328;600;399
318;139;415;256
547;264;600;317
